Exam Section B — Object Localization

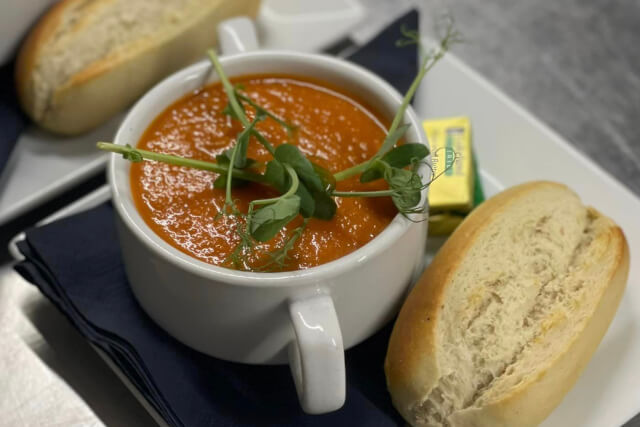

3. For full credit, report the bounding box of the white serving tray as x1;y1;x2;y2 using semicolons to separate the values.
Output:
0;115;122;224
9;44;640;426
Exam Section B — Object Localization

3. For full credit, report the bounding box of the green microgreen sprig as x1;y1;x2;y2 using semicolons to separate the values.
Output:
247;164;300;242
333;17;462;182
97;21;460;271
236;92;297;135
257;218;309;272
95;142;265;184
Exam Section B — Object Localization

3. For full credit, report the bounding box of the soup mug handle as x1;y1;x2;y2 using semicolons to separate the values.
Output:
217;18;346;414
289;294;346;414
217;17;259;55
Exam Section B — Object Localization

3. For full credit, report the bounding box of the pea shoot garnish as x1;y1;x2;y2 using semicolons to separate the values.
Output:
98;21;461;271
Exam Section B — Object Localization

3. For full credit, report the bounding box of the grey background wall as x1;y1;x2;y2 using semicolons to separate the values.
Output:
419;0;640;196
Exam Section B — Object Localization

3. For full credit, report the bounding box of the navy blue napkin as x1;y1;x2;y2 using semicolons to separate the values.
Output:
0;61;28;174
14;10;418;427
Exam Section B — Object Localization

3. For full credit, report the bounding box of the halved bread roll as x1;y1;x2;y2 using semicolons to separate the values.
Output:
385;181;629;426
16;0;260;135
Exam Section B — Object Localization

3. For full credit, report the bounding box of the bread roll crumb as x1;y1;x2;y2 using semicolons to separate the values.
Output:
385;181;629;427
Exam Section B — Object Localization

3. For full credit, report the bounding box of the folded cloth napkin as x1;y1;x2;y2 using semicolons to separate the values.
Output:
15;10;418;427
0;61;28;174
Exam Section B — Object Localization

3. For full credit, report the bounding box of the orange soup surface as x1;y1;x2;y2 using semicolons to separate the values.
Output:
132;74;397;271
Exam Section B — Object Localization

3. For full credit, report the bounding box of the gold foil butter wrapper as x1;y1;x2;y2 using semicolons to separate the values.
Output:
423;116;484;235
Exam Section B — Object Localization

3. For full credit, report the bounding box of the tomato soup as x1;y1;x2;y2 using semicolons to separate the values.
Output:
131;74;397;271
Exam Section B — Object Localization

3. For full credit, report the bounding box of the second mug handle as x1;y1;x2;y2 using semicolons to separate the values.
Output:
217;16;259;55
288;294;346;414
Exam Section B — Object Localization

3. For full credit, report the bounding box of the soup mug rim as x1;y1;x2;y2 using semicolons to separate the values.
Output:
108;49;429;287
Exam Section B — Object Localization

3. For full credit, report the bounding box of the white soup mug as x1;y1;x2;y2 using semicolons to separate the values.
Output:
108;17;429;414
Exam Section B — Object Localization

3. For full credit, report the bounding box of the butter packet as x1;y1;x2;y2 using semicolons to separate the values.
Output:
423;116;485;235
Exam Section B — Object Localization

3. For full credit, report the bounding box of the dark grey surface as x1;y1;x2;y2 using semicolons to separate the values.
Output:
417;1;640;425
420;0;640;198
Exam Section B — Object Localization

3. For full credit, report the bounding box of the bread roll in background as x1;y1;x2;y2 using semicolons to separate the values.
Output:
16;0;261;135
385;181;629;427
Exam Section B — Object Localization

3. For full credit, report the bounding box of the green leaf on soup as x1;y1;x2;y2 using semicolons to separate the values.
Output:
295;181;316;218
213;156;256;188
216;155;257;168
213;174;249;189
216;154;230;165
265;160;315;218
311;162;336;192
250;195;301;242
224;112;266;168
383;143;429;168
311;190;337;220
123;144;143;162
264;160;287;192
361;143;429;183
359;159;388;183
385;167;423;212
274;144;323;193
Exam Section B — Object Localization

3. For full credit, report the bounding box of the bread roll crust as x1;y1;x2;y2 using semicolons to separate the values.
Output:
15;0;261;135
15;0;70;110
385;181;629;426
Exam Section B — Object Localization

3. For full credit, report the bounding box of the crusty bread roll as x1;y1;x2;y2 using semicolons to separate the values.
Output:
385;181;629;426
15;0;260;135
